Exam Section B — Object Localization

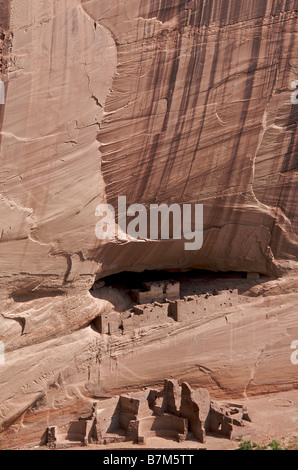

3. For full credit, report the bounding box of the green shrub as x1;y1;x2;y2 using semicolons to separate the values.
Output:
268;440;284;451
238;439;283;451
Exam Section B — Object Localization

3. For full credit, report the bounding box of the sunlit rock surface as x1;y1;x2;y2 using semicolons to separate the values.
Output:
0;0;297;448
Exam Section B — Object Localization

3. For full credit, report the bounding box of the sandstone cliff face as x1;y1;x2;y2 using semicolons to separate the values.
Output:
0;0;297;448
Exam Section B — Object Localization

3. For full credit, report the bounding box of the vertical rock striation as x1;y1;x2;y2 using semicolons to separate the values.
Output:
0;0;297;449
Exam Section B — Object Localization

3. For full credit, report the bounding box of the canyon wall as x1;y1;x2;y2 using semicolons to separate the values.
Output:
0;0;297;448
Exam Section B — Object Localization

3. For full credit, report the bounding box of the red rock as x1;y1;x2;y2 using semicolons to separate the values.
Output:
0;0;297;449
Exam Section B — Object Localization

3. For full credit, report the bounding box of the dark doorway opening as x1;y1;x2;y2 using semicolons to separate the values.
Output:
90;269;267;300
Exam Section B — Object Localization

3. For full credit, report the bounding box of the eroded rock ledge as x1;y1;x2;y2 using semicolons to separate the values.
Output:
0;0;297;449
44;379;252;449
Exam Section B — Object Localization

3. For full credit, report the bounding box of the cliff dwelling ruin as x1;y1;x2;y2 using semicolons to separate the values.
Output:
90;270;265;338
0;0;297;452
45;379;252;449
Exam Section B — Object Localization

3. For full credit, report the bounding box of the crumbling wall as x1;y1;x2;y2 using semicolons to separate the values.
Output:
45;379;252;448
163;379;181;416
93;312;122;336
137;414;187;443
131;280;180;304
180;382;211;443
119;396;140;432
93;288;241;336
